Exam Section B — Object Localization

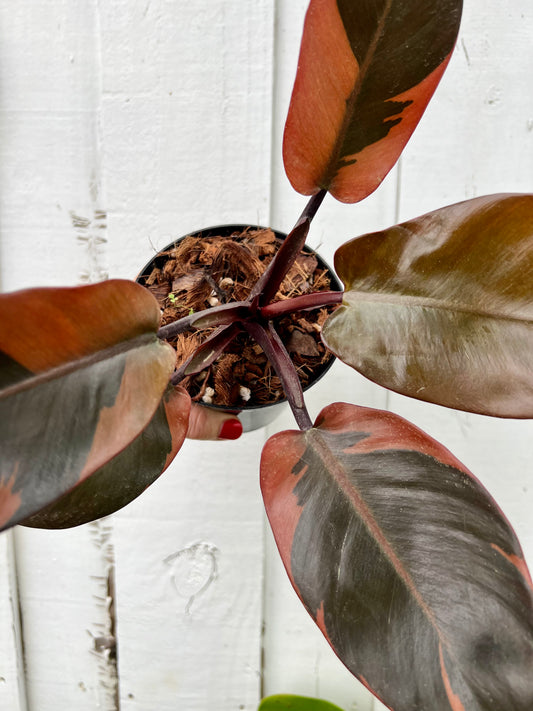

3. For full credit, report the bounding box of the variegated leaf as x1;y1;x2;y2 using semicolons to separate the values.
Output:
261;402;533;710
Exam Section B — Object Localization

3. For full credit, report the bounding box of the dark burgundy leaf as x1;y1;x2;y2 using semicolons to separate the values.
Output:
261;402;533;710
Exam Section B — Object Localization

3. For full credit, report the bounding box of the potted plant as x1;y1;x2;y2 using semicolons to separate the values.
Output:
1;1;532;710
135;223;343;432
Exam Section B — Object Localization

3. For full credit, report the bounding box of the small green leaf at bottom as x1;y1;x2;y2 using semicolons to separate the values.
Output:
259;694;344;711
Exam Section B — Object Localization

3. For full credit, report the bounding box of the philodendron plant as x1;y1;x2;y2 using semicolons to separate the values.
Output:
1;1;533;709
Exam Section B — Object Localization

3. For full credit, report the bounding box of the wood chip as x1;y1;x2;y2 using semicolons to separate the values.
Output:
286;330;320;357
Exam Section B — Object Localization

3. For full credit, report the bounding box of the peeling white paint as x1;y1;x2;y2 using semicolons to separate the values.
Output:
164;542;219;615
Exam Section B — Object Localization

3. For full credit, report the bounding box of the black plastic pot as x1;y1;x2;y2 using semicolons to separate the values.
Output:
137;224;342;432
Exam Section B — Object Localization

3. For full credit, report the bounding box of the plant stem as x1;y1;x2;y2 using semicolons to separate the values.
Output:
250;190;328;307
170;324;241;385
249;219;310;306
243;320;314;431
157;302;249;341
259;290;343;320
298;188;327;224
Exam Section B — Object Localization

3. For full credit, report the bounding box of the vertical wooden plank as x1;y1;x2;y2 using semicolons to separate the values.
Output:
391;0;533;579
264;2;396;710
0;0;107;291
113;434;267;710
100;2;275;709
0;533;27;711
383;4;533;709
14;524;119;710
98;0;276;279
0;1;118;709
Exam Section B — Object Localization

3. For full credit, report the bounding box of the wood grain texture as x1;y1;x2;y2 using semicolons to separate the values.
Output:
99;0;276;280
0;0;107;291
14;523;120;710
0;534;27;711
394;0;533;215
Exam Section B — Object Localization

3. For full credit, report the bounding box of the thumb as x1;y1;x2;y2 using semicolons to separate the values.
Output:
187;403;243;441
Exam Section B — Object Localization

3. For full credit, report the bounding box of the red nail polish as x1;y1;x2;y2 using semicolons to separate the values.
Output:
219;419;243;440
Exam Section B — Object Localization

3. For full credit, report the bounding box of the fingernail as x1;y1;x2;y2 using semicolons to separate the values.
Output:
219;418;243;440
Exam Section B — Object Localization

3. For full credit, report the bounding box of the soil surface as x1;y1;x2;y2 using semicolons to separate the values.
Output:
139;227;338;408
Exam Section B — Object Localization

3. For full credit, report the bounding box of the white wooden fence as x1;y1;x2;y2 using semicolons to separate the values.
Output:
0;2;532;709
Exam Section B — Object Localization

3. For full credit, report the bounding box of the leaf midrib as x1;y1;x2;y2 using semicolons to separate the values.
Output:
344;289;533;324
308;426;457;660
0;333;160;401
322;0;394;187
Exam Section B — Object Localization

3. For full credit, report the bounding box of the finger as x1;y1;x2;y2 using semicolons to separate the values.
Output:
186;403;243;441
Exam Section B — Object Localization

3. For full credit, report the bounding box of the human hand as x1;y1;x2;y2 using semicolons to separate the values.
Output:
186;402;243;441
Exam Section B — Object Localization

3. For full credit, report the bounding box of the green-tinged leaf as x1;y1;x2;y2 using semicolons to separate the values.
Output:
323;194;533;417
261;402;533;711
283;0;462;203
20;386;190;529
0;280;178;530
259;694;344;711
